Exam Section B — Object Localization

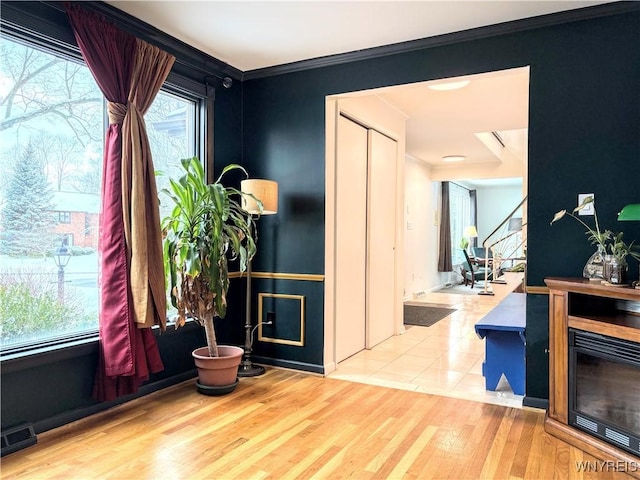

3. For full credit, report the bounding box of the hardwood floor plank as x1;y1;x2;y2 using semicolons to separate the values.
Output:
2;369;635;480
478;408;517;478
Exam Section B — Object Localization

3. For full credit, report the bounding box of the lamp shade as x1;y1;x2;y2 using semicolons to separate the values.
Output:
463;225;478;238
53;245;71;268
618;204;640;221
241;179;278;215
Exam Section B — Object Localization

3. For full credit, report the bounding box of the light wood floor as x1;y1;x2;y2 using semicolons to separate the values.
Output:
2;368;632;479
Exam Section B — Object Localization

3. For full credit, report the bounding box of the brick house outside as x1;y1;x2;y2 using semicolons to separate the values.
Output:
51;192;99;249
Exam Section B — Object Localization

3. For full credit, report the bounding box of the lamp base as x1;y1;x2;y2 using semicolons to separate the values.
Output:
237;362;266;377
478;290;495;296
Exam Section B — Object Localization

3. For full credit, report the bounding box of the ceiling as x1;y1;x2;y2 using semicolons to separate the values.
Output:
105;1;612;186
106;1;613;72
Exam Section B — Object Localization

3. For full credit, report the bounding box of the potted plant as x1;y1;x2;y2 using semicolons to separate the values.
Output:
603;232;640;284
161;157;259;394
550;195;611;279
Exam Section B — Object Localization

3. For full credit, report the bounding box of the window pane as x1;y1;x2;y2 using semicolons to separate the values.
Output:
0;36;199;349
147;91;196;320
449;184;471;265
147;90;196;220
0;35;103;348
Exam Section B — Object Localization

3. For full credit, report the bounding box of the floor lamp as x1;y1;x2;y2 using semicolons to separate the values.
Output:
238;178;278;377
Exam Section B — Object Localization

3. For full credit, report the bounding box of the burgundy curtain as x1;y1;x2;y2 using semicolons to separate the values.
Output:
438;181;453;272
66;5;173;401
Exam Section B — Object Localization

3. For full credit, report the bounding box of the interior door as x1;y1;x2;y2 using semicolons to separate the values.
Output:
366;129;397;348
335;115;368;362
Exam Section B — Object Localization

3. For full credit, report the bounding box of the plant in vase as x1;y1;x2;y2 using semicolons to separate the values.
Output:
603;232;640;285
550;196;611;280
161;157;259;394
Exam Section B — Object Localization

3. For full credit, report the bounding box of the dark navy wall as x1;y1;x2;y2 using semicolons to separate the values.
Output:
242;8;640;400
3;1;639;437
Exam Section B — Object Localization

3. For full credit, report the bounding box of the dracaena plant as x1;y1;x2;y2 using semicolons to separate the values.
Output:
161;157;258;357
550;195;611;250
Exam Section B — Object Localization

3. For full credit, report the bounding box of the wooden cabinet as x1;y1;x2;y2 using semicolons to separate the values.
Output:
544;278;640;472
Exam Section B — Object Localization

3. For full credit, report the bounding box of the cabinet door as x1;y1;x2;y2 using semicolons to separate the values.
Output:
366;130;397;348
335;115;368;362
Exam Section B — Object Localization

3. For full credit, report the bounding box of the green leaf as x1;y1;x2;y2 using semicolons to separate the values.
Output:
160;157;259;337
216;163;248;184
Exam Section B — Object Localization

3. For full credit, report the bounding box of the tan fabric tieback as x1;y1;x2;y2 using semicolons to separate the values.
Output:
107;101;127;125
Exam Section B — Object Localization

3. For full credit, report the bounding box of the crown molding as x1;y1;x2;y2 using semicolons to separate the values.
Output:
243;1;640;81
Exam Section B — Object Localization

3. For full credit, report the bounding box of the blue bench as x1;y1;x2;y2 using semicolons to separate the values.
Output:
474;292;526;395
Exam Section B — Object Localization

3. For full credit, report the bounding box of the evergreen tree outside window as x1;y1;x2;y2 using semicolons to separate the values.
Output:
1;143;56;255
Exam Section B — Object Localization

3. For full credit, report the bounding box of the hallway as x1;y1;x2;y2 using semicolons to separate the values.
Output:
328;273;525;409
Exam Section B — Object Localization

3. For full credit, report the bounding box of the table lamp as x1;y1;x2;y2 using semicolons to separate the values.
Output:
618;204;640;221
618;203;640;288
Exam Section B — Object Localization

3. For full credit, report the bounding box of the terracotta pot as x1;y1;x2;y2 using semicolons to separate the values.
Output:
192;345;243;389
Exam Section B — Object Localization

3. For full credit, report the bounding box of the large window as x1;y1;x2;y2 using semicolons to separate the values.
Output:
0;34;197;350
449;183;472;265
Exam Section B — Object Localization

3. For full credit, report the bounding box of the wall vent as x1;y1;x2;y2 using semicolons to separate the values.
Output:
1;423;36;457
576;415;598;433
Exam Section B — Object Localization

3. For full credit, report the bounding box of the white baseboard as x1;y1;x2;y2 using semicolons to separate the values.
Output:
323;361;337;375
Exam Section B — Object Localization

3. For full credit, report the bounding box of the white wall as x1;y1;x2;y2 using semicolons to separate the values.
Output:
403;156;455;298
475;185;524;246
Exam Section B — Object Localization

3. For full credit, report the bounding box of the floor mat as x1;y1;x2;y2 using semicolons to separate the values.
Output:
403;304;456;327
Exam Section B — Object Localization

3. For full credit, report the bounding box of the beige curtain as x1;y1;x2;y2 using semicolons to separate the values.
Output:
123;40;175;329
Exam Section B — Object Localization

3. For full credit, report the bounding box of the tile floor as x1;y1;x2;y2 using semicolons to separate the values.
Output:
327;273;525;409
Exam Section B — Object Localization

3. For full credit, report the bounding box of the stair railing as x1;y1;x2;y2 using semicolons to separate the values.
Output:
478;195;527;296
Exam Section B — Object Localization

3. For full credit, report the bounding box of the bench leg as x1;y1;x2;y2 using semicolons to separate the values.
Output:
482;361;502;391
482;331;526;395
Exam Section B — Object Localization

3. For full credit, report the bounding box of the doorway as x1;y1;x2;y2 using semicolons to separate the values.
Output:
324;67;530;382
324;95;406;370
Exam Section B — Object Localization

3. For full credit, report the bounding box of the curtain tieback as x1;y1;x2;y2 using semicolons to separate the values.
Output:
107;102;127;125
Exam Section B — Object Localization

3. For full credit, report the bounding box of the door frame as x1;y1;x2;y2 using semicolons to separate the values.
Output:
324;95;406;373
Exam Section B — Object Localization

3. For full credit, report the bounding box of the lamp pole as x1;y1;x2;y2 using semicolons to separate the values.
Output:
53;244;71;304
57;263;65;303
238;179;278;377
238;242;265;377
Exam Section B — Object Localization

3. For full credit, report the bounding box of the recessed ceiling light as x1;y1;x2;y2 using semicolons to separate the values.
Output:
428;80;470;91
442;155;466;162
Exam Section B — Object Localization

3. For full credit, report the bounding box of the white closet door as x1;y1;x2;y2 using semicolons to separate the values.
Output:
335;115;368;362
366;130;397;348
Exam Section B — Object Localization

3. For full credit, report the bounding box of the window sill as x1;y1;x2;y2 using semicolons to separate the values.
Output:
0;321;199;375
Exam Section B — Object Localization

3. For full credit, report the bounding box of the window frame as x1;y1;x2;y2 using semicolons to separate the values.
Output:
449;183;472;266
57;212;71;224
0;7;215;357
